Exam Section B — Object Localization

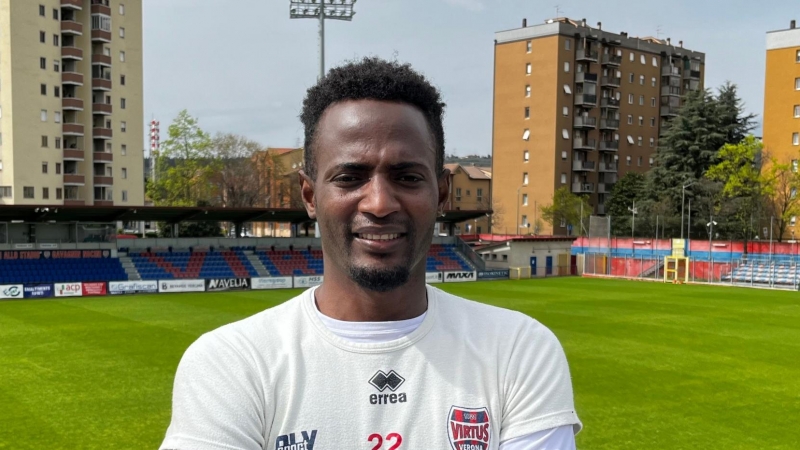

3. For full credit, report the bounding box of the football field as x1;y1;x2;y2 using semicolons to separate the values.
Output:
1;278;798;449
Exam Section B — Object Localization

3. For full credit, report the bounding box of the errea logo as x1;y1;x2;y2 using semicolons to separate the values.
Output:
369;370;408;405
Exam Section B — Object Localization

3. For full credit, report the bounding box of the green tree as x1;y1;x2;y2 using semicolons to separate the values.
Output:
715;82;757;146
539;187;591;235
147;110;219;207
606;172;647;236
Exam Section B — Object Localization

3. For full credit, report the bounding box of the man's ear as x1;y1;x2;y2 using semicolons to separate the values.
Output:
437;168;451;213
299;170;316;219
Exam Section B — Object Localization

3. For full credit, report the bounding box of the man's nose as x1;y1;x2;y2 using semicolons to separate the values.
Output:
358;176;400;218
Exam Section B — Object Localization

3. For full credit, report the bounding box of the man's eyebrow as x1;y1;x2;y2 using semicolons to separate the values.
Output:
331;162;372;172
388;162;427;171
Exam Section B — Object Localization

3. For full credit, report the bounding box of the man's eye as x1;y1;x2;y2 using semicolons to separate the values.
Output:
332;175;360;183
398;175;423;183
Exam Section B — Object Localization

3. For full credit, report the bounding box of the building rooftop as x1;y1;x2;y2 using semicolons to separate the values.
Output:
766;20;800;50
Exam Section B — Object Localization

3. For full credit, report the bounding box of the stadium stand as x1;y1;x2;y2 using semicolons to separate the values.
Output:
128;248;258;280
722;260;800;285
0;257;127;284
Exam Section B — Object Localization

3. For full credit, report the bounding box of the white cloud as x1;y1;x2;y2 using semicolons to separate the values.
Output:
442;0;485;11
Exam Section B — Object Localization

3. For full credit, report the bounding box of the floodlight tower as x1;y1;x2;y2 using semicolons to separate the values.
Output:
289;0;357;80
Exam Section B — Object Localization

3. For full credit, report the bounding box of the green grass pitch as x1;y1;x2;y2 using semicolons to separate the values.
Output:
1;278;798;449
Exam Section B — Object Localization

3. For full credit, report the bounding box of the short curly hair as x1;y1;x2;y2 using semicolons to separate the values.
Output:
300;57;446;179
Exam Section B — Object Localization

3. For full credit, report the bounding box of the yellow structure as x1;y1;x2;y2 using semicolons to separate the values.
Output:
444;163;491;234
0;0;144;206
763;20;800;238
664;239;689;283
492;17;705;235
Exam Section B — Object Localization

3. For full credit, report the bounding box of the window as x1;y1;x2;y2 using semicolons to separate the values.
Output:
651;97;657;107
650;117;656;127
797;50;800;63
0;186;10;198
794;105;800;118
56;188;62;200
524;106;529;119
523;173;529;185
120;51;126;62
561;151;567;160
54;86;60;97
637;156;642;166
54;111;61;123
525;85;530;97
54;60;60;72
637;136;643;147
629;52;635;61
55;138;61;149
649;157;654;166
526;40;532;53
42;162;48;174
119;27;125;38
651;77;657;87
39;4;45;16
53;34;59;46
629;73;634;83
526;63;531;75
563;84;572;94
562;106;569;116
559;218;566;228
562;129;570;139
23;187;34;199
522;215;528;227
565;39;571;50
53;8;58;20
796;77;800;90
120;3;125;15
560;173;566;184
121;144;127;156
477;188;483;201
56;163;61;174
627;115;633;125
522;194;528;206
639;75;644;85
466;190;470;197
652;56;658;67
627;135;635;145
649;137;655;147
41;135;48;147
794;133;799;146
626;156;631;166
640;55;646;65
792;160;798;172
638;116;644;126
522;129;530;141
628;94;634;104
122;190;128;202
40;31;46;43
120;74;126;86
455;188;462;200
92;15;111;32
121;98;126;109
793;216;797;226
639;95;644;105
121;121;127;132
523;150;529;162
41;84;47;95
564;62;570;72
42;187;49;200
40;57;46;69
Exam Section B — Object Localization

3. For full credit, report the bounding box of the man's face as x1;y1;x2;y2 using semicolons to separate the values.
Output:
300;99;448;292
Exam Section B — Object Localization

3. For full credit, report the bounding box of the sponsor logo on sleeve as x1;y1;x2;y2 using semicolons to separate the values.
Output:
444;271;476;282
447;406;491;450
205;278;250;292
275;430;317;450
0;284;23;299
251;277;293;290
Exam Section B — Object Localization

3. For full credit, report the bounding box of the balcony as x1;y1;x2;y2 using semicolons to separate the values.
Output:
61;46;83;60
61;20;83;35
91;2;112;16
573;160;596;172
600;97;620;109
62;123;84;136
601;54;622;66
576;49;599;62
63;174;85;185
575;72;598;84
573;138;596;151
574;94;597;107
94;176;113;186
572;182;594;194
92;128;113;139
91;53;112;66
600;76;621;88
61;0;82;9
92;77;112;91
599;119;620;130
661;105;680;117
684;69;701;80
661;86;682;97
598;183;616;194
599;140;619;152
93;151;113;162
64;199;85;206
598;162;618;172
573;116;597;129
63;149;85;160
62;97;84;111
91;29;112;43
93;103;112;115
661;67;681;77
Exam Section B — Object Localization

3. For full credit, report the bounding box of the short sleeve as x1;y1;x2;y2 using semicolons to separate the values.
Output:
500;319;581;442
160;333;266;450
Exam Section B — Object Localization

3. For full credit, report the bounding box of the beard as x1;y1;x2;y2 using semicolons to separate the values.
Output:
348;264;410;292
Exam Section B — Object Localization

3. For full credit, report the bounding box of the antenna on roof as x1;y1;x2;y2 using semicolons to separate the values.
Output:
554;4;562;18
656;25;663;40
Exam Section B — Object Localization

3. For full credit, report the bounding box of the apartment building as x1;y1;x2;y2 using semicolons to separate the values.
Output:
493;17;704;235
0;0;143;206
763;20;800;174
444;163;491;234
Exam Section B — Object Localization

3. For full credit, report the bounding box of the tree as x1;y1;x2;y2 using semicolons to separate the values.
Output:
715;82;757;146
706;136;765;240
212;133;276;208
606;172;647;236
764;158;800;241
147;110;219;207
539;187;591;235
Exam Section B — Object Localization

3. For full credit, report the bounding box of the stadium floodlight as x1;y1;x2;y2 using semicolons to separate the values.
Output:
289;0;357;80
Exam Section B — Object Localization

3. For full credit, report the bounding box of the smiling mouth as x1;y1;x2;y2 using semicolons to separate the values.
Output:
354;233;403;241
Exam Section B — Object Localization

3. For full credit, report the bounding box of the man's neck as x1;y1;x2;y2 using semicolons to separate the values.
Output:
315;269;428;322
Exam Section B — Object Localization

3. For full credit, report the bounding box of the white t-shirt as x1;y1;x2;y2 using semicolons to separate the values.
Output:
161;285;581;449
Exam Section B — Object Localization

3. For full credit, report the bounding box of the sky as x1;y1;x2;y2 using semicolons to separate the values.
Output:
142;0;797;156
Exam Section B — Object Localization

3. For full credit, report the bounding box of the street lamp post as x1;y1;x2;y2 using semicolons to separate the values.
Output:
681;180;694;240
289;0;357;80
707;216;717;263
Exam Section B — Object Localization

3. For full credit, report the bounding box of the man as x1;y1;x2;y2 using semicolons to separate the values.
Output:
161;57;581;450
